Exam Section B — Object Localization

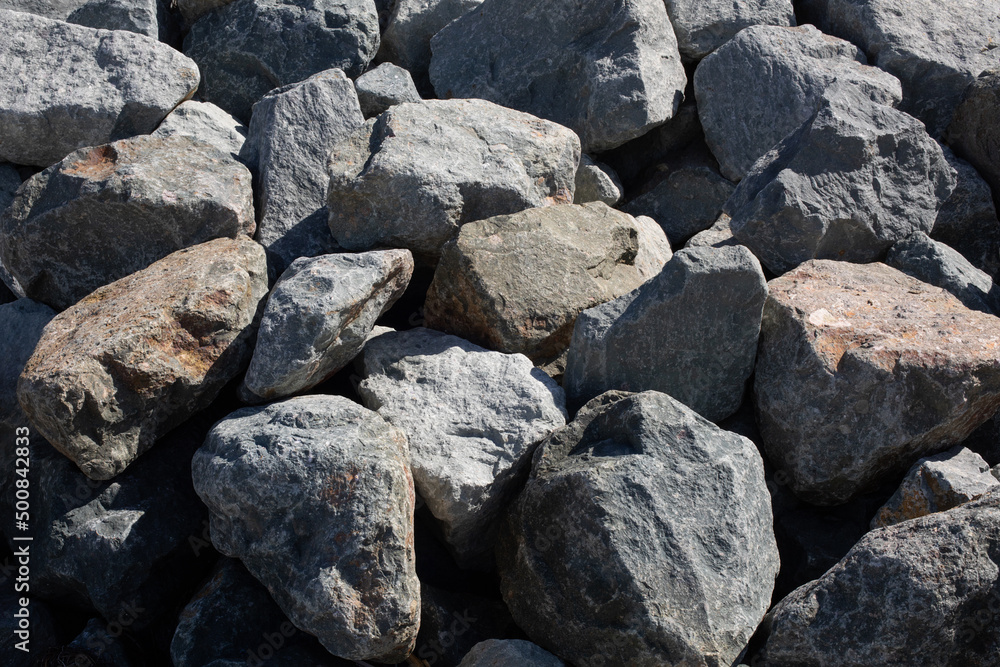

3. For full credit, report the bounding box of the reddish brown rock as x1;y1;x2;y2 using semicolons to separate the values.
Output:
18;238;268;480
756;260;1000;505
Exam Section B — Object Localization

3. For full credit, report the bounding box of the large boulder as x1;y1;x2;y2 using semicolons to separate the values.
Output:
948;68;1000;210
0;0;172;40
428;0;687;152
239;69;365;272
564;245;768;422
357;328;566;568
152;100;247;160
0;135;255;311
762;491;1000;665
727;97;956;275
192;395;420;663
0;10;198;167
755;260;1000;505
326;99;579;264
694;24;902;182
18;238;268;480
379;0;481;87
424;202;671;367
497;391;779;666
183;0;380;122
242;250;413;402
664;0;795;62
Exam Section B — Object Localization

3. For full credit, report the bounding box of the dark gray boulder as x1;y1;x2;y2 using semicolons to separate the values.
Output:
152;100;247;161
498;391;779;667
948;68;1000;209
0;0;173;41
428;0;687;152
459;639;564;667
0;163;18;213
564;245;768;422
663;0;795;61
379;0;480;87
183;0;380;122
0;299;53;451
191;395;420;663
355;62;421;118
931;147;1000;279
624;165;735;245
727;97;956;275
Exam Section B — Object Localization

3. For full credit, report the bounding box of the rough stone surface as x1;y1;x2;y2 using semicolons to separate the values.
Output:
1;135;255;311
572;155;622;207
428;0;687;152
242;250;413;401
685;213;738;249
355;62;421;118
664;0;795;61
18;238;268;480
948;68;1000;210
0;0;172;40
459;639;565;667
357;328;566;568
424;202;670;366
0;10;199;167
152;100;247;160
183;0;380;122
762;491;1000;666
498;391;779;667
873;446;1000;529
756;260;1000;505
931;148;1000;280
380;0;481;85
565;245;768;422
0;163;18;212
886;231;999;315
694;24;902;182
800;0;1000;137
192;395;420;663
624;165;735;245
240;69;365;273
326;99;579;264
727;97;956;275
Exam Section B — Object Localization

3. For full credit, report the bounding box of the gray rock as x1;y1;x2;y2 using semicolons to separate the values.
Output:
497;391;779;667
664;0;795;61
379;0;481;86
948;68;1000;209
564;245;768;422
357;327;566;568
0;163;18;212
762;491;1000;666
152;100;247;160
424;202;670;367
572;155;622;207
183;0;380;122
1;135;255;311
931;148;1000;280
685;213;738;249
624;165;735;245
0;10;199;167
192;395;420;663
633;214;674;272
755;260;1000;505
459;639;564;667
18;238;268;480
0;0;172;41
326;99;579;264
886;231;999;314
428;0;687;152
176;0;233;23
355;62;422;118
872;446;1000;529
239;69;365;273
799;0;1000;137
694;24;902;182
727;97;956;275
242;249;413;402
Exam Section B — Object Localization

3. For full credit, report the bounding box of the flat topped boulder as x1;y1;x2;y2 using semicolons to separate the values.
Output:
0;10;198;167
756;260;1000;505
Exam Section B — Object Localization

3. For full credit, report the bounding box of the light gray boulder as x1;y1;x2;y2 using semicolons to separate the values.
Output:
152;101;247;160
357;328;566;568
459;639;564;667
624;165;735;245
355;63;421;118
564;245;768;422
685;213;738;249
379;0;481;86
0;10;199;167
0;0;173;41
664;0;795;61
428;0;687;152
572;155;622;207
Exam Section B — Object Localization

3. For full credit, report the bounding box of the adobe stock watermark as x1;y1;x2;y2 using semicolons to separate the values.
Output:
10;426;32;654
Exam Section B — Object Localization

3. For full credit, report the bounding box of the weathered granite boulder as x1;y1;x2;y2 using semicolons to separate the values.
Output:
572;155;622;207
664;0;795;61
152;101;247;160
694;24;902;182
0;10;198;167
0;0;173;40
379;0;481;86
624;165;735;245
192;396;420;663
424;202;671;366
18;238;268;480
498;391;779;666
1;135;255;311
326;99;579;264
727;97;956;275
357;328;566;568
755;260;1000;505
428;0;687;152
242;250;413;401
355;62;422;118
459;639;564;667
183;0;380;122
239;69;365;272
948;68;1000;209
564;245;768;422
931;147;1000;280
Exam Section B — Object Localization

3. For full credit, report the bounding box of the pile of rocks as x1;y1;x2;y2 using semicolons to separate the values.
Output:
2;0;1000;665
